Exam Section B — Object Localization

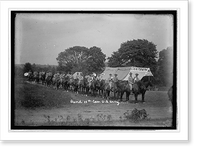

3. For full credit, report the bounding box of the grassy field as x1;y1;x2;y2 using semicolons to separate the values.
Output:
14;78;173;127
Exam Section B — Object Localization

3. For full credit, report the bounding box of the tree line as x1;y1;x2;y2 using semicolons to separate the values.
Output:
20;39;173;87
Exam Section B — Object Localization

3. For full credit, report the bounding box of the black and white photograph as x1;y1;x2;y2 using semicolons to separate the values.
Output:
12;11;176;129
0;0;191;145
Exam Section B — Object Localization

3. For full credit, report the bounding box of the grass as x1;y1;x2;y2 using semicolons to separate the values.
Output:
16;113;172;127
16;109;172;127
14;77;173;127
14;78;71;109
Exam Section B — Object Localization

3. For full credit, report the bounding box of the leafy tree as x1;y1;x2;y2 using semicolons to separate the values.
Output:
85;46;106;74
23;62;32;73
157;47;173;86
56;46;88;73
107;39;158;74
56;46;106;74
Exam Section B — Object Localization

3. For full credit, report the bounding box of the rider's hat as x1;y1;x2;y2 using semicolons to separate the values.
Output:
135;73;139;76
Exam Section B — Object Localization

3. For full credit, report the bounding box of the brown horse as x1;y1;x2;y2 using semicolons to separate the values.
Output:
39;71;46;85
45;72;53;87
52;74;60;90
63;75;70;91
72;78;79;93
77;77;86;93
113;80;131;101
33;71;39;83
112;78;153;102
96;79;105;97
103;80;114;99
132;80;153;101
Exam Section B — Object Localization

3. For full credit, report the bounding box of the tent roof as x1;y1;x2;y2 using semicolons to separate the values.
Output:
101;66;153;80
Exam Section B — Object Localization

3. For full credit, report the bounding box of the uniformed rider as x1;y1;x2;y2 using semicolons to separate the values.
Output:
113;74;119;83
107;74;113;88
133;73;140;83
128;72;134;90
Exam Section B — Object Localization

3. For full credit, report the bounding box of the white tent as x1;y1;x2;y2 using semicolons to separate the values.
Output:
101;66;153;81
123;67;153;80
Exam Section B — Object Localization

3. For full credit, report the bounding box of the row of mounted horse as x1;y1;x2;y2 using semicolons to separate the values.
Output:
26;71;153;102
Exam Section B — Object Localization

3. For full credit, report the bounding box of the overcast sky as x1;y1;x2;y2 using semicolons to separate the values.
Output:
15;13;173;65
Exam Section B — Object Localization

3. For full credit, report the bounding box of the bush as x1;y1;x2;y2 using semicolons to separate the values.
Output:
123;108;149;122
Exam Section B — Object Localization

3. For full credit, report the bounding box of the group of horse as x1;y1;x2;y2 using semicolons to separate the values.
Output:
26;71;153;102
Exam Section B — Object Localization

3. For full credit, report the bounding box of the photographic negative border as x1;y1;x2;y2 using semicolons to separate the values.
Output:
10;10;177;130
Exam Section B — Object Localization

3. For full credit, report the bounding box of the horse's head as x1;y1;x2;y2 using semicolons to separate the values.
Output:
138;80;153;90
144;80;153;86
141;76;154;87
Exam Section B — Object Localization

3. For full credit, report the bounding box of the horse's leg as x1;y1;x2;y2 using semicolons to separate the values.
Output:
134;93;138;101
103;90;106;98
142;93;145;101
142;91;146;102
107;90;110;99
102;89;104;97
120;91;124;101
126;91;130;101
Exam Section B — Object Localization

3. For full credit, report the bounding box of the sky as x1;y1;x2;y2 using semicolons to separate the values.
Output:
15;13;173;65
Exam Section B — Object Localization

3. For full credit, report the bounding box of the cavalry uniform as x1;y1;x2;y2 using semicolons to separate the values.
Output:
134;76;140;83
113;75;118;83
59;74;65;84
128;75;134;90
107;75;113;88
78;75;84;84
96;75;100;81
107;75;113;81
112;75;119;91
75;74;80;80
88;76;93;87
133;74;140;83
88;76;93;82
